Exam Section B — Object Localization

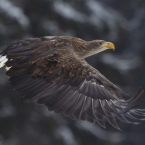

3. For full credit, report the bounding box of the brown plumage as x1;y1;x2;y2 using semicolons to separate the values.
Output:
0;36;145;130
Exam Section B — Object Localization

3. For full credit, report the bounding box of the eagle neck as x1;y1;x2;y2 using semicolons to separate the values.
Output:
71;38;89;59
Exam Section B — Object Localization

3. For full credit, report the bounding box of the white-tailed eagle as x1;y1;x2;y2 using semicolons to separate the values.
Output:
0;36;144;130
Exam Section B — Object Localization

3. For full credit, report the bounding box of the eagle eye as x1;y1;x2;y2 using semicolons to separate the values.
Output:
98;42;103;45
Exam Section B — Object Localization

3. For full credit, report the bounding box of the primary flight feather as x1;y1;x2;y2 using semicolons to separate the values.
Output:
0;36;145;130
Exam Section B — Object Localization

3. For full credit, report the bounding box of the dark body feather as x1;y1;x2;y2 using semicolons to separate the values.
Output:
0;36;145;130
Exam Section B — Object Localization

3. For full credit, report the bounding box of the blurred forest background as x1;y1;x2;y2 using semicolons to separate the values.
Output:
0;0;145;145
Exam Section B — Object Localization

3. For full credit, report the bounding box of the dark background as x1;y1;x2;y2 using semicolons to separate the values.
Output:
0;0;145;145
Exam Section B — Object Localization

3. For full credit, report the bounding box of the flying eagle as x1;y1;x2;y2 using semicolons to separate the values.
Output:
0;36;145;130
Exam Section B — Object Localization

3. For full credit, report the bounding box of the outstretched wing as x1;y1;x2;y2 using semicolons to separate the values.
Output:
0;37;144;130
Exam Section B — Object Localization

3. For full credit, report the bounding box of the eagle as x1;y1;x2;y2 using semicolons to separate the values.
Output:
0;36;145;130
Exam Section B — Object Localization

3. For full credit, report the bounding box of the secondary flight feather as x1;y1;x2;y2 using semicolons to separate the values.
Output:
0;36;145;130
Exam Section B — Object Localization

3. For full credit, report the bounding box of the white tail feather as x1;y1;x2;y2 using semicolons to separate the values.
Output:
0;55;8;68
6;66;11;71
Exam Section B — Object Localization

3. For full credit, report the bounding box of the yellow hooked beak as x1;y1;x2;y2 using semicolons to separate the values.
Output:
101;42;115;51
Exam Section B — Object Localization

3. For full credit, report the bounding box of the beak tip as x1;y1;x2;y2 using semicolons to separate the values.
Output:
107;42;115;51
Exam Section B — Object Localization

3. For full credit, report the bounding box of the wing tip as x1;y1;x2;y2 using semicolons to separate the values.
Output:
137;87;144;97
131;87;144;104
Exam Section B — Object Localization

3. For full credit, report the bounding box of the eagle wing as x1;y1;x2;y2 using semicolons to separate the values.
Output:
0;37;145;130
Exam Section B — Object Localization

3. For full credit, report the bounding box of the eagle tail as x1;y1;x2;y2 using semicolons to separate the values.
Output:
0;55;8;68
